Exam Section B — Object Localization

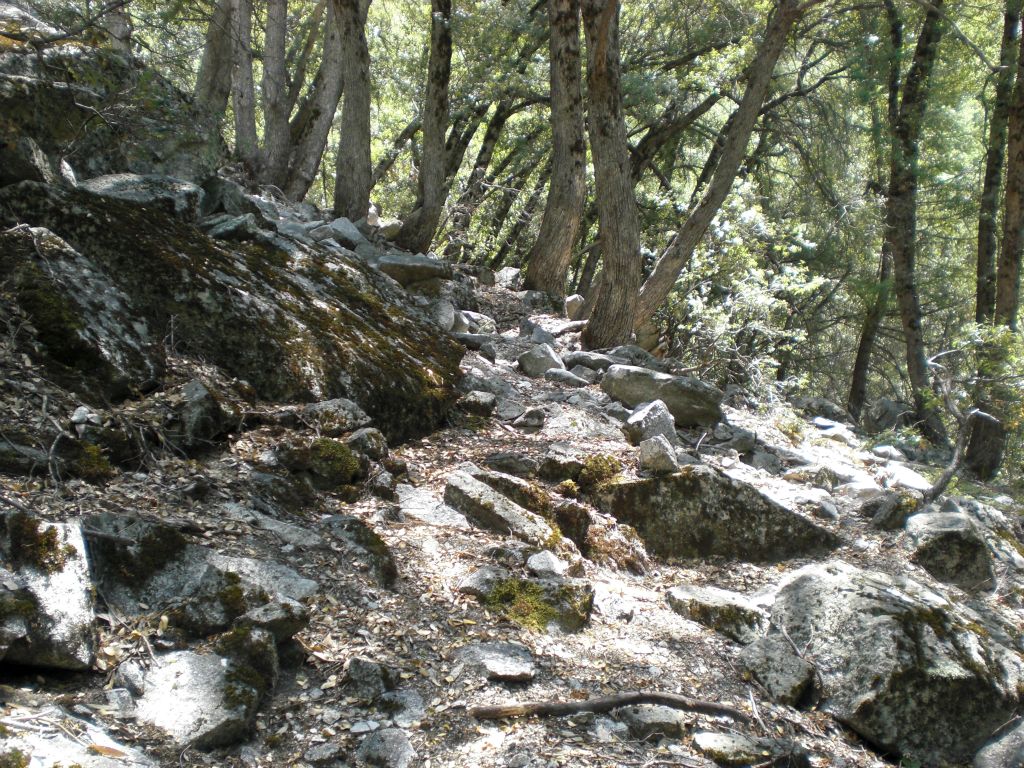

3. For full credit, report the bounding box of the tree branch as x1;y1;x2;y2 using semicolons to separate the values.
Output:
468;690;750;722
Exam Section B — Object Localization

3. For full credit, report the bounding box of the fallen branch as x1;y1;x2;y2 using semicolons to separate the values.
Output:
468;691;749;722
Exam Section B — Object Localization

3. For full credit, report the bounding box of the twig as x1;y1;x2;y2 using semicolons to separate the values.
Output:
468;690;749;722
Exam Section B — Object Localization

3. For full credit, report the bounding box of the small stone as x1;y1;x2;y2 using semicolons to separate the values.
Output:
305;742;343;764
667;584;766;644
692;731;810;768
513;408;546;429
351;720;380;734
526;550;568;578
872;444;907;461
458;565;511;598
455;641;536;682
347;427;389;461
460;390;497;416
569;365;600;384
345;657;396;701
814;499;840;521
623;400;676;446
564;294;585;319
639;435;679;475
484;452;538;478
613;704;689;739
355;727;416;768
544;369;590;388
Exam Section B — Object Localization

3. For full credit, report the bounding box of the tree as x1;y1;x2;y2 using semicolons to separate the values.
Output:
396;0;453;253
579;0;642;349
522;0;587;297
333;0;373;220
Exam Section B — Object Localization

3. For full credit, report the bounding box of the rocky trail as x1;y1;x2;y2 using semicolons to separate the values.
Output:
2;167;1024;768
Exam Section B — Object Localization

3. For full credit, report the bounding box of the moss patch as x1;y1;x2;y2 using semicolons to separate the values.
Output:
5;512;76;574
483;578;558;632
578;454;623;491
70;443;116;482
0;749;29;768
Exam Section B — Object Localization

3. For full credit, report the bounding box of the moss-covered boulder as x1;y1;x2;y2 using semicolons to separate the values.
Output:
0;183;463;441
592;465;838;562
0;45;223;182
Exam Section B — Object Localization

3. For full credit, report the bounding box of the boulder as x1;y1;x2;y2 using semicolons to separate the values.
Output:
563;351;615;371
347;427;389;460
692;732;810;768
612;704;689;739
623;400;676;446
324;515;398;588
302;398;372;436
459;390;497;416
601;365;723;427
907;513;996;592
752;561;1023;765
79;173;203;221
443;471;557;547
476;575;593;632
544;368;590;388
458;565;512;598
377;253;452;286
0;135;57;186
0;44;224;182
518;343;565;377
526;550;569;578
739;634;815;705
0;512;94;670
666;584;766;644
0;183;461;440
166;378;236;453
976;721;1024;768
355;728;417;768
326;216;368;249
593;467;838;562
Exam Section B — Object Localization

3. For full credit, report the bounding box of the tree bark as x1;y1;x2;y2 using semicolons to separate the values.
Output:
579;0;641;349
887;0;948;447
194;0;235;123
522;0;587;297
396;0;454;253
231;0;260;173
333;0;373;220
976;0;1022;323
633;0;807;328
260;0;292;186
286;0;327;115
284;0;345;201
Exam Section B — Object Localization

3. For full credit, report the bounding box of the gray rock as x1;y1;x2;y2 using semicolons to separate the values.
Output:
460;390;497;416
881;461;933;493
513;407;546;429
377;253;452;286
623;400;676;446
873;444;907;461
814;499;840;521
526;550;569;578
792;395;850;423
443;471;556;546
568;365;600;384
907;513;996;592
455;641;536;682
345;656;396;700
326;216;368;248
457;565;512;598
347;427;389;460
377;219;403;240
518;344;565;377
135;649;261;748
603;401;632;422
859;489;922;530
667;584;766;644
462;310;498;334
518;289;557;310
975;720;1024;768
0;135;57;186
167;378;235;453
201;212;265;241
544;368;590;388
356;727;417;768
593;468;838;562
538;443;584;481
460;371;514;397
495;267;522;289
756;560;1023;765
80;173;204;220
239;598;309;642
484;452;538;478
563;351;615;371
564;294;585;320
739;634;815;705
606;344;664;370
639;435;679;475
305;742;344;764
379;689;426;728
302;398;372;436
748;448;783;474
692;731;810;768
429;298;456;331
0;514;94;670
451;332;494;351
450;311;471;333
601;365;723;427
612;704;689;739
863;397;914;433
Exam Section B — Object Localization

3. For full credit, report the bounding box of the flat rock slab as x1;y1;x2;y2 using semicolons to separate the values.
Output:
593;466;838;562
135;651;256;748
455;641;536;682
667;584;766;644
377;253;452;286
443;470;556;546
692;731;810;768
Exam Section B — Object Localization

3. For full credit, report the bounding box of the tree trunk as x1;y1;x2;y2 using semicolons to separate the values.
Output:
284;0;345;201
887;0;948;447
522;0;587;297
260;0;292;186
231;0;260;173
286;0;327;115
579;0;641;349
333;0;373;220
633;0;807;328
396;0;453;253
103;4;132;53
976;0;1022;323
194;0;235;122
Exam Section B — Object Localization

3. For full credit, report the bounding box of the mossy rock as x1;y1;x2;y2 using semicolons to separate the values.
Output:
0;183;463;440
2;511;77;574
482;577;593;633
278;438;366;489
